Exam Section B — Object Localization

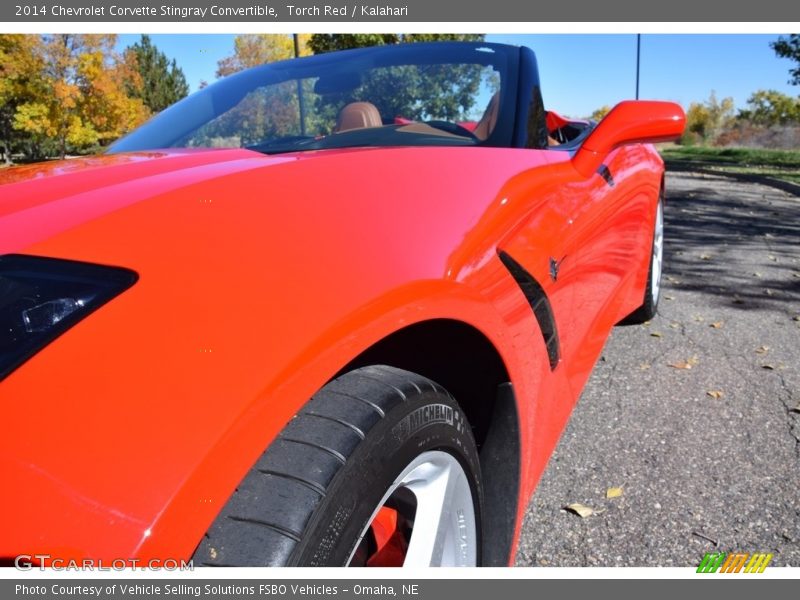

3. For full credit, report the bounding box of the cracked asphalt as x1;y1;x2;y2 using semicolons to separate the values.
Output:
514;170;800;567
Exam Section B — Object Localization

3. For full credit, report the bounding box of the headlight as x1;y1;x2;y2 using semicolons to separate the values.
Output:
0;254;137;380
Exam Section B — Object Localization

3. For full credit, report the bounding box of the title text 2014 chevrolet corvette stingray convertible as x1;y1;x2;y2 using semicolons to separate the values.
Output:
0;42;684;567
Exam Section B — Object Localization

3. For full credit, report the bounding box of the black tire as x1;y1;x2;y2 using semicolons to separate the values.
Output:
623;194;664;324
192;365;482;566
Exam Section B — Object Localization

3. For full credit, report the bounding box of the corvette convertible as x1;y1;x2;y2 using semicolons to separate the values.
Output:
0;41;684;567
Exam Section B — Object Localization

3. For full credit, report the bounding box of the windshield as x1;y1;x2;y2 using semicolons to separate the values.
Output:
109;42;515;155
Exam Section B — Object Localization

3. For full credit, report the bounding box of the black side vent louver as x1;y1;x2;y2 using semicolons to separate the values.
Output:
497;251;561;370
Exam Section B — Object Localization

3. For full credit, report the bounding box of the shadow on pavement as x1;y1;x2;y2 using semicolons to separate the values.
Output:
663;170;800;313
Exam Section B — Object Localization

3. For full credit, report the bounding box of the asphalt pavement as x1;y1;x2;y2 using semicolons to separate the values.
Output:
514;170;800;567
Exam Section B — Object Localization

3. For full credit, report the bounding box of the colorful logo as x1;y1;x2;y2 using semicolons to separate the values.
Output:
697;552;773;573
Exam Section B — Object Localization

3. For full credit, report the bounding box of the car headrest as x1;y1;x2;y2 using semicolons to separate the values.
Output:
473;92;500;141
334;102;382;133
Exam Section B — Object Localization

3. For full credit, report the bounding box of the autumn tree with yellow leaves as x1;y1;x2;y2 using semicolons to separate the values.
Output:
215;34;312;77
0;34;149;162
0;35;46;163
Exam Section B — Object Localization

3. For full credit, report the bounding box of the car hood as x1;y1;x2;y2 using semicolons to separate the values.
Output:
1;145;556;265
0;148;302;254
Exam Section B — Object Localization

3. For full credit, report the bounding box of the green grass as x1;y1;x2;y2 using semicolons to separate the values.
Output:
660;145;800;185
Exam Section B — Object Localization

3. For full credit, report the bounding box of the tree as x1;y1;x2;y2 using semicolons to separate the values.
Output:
590;105;611;121
0;34;46;163
188;35;314;147
306;34;484;55
738;89;800;126
216;34;312;77
12;34;148;159
307;34;490;129
683;91;735;142
306;34;399;54
123;35;189;113
204;33;491;145
79;44;150;146
771;34;800;86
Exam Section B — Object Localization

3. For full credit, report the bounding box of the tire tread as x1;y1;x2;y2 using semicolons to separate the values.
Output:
193;365;443;566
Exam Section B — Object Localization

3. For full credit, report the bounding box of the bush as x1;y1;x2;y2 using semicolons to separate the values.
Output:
714;121;800;150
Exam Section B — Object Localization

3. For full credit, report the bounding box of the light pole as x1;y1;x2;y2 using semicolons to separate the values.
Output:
635;34;641;100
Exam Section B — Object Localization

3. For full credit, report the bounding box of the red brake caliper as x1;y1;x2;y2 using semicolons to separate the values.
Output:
366;506;408;567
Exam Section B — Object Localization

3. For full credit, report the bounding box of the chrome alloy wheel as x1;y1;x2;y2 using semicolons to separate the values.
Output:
347;450;478;567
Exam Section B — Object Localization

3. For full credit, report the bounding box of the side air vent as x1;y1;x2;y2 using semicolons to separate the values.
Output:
597;164;615;187
497;251;561;370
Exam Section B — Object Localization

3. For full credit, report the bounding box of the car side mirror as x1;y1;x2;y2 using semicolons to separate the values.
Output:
572;100;686;178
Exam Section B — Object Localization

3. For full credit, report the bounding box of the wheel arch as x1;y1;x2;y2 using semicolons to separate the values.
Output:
334;318;521;566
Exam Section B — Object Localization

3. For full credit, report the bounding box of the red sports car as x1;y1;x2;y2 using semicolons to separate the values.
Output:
0;42;684;567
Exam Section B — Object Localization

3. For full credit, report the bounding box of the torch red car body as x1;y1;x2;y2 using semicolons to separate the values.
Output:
0;42;684;567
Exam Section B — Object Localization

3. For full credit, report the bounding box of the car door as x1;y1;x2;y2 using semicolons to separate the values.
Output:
559;145;654;393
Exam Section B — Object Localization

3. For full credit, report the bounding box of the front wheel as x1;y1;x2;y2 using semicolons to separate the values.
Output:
192;365;482;567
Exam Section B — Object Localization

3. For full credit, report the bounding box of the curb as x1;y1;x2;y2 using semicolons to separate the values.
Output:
664;160;800;198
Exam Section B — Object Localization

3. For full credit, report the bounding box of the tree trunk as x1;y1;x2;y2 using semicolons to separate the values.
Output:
0;138;11;165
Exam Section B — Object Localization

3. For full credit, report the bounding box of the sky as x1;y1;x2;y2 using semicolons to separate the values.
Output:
116;33;798;118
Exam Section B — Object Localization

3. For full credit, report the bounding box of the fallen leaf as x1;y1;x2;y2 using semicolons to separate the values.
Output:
693;315;705;322
669;361;693;370
650;331;663;338
664;295;675;300
794;316;800;322
565;503;594;518
706;390;724;399
755;346;770;355
669;355;699;370
666;276;680;283
762;364;775;370
700;254;712;260
765;289;775;296
639;362;651;370
669;323;680;329
790;404;800;414
606;487;624;499
768;255;777;262
732;297;745;305
753;272;763;278
710;321;724;329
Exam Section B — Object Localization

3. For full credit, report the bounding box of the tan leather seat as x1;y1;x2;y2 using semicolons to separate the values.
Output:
473;92;500;141
334;102;382;133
